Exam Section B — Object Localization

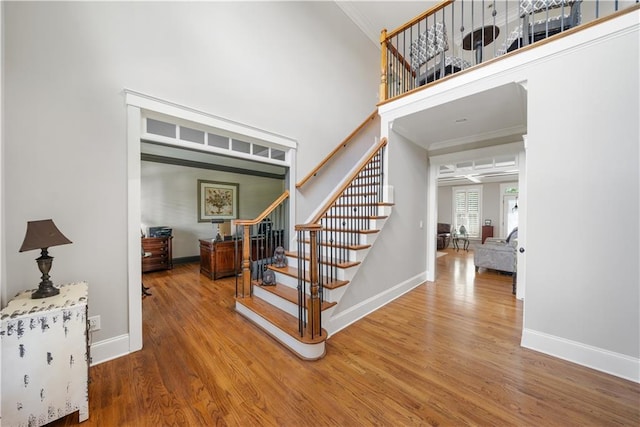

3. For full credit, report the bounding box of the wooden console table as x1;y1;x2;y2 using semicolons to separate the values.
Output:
199;239;239;280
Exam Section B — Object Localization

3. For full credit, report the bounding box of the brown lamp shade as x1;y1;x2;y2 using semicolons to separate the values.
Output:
19;219;72;252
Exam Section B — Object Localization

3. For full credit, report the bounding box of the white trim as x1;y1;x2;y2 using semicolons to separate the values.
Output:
90;334;131;366
326;271;426;337
426;160;438;282
123;92;299;364
515;145;527;301
499;182;519;239
522;328;640;383
430;142;524;167
124;89;297;150
127;106;143;354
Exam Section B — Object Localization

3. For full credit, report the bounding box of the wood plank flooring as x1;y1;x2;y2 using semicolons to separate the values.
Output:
50;249;639;426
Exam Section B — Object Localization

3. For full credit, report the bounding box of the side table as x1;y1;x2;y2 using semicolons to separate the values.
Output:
453;235;470;251
1;282;89;426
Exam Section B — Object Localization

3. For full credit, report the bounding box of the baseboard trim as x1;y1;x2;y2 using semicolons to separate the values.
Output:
522;328;640;383
90;334;131;366
326;271;426;337
173;256;199;265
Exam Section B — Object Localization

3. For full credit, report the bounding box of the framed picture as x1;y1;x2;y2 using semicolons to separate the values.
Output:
484;219;492;225
197;180;239;222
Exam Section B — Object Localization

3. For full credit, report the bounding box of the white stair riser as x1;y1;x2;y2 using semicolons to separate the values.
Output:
329;205;391;216
324;286;348;303
319;218;384;230
282;258;356;282
253;286;299;318
252;285;338;328
269;272;350;303
298;244;370;263
300;232;377;246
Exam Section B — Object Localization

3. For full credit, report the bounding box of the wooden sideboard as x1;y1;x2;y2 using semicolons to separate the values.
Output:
481;225;494;244
199;239;239;280
142;236;173;273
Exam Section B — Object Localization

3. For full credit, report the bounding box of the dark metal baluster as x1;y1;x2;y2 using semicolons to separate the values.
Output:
297;229;303;336
317;231;323;332
460;0;466;64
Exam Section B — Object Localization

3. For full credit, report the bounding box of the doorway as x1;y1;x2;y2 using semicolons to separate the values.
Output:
500;183;519;238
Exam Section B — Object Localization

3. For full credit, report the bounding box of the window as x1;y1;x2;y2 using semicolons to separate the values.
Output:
453;186;482;238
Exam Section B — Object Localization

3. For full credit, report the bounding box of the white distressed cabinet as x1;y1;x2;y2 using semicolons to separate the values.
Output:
1;282;89;426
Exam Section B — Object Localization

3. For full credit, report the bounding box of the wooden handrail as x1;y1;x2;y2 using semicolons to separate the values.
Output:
310;137;388;224
296;110;378;189
385;0;453;40
235;190;289;226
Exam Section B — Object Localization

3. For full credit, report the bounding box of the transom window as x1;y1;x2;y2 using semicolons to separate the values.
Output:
143;116;288;165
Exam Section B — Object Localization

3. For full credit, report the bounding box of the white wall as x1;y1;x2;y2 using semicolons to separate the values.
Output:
333;130;428;315
521;17;639;378
3;2;378;348
141;161;284;258
296;114;380;223
379;11;639;381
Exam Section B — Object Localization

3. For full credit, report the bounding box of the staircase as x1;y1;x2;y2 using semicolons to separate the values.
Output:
235;138;390;360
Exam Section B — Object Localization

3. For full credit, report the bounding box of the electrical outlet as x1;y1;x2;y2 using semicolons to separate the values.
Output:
88;315;101;332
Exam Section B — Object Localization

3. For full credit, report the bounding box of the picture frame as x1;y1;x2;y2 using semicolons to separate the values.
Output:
197;180;239;222
484;219;492;226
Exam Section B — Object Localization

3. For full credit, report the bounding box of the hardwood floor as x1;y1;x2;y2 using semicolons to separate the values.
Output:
50;249;639;426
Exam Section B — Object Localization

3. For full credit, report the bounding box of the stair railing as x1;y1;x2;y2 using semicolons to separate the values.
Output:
381;1;638;102
307;137;388;294
234;191;289;298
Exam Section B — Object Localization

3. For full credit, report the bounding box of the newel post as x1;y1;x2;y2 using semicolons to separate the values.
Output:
239;224;251;298
379;28;388;103
295;223;323;337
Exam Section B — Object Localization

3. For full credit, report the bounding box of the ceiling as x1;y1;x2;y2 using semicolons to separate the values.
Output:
391;83;527;151
335;1;441;46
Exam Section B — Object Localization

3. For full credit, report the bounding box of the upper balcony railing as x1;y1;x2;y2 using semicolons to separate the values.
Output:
379;0;639;102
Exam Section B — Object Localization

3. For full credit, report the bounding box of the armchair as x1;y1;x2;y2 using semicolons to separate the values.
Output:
496;0;582;56
410;22;471;86
437;223;451;250
474;228;518;274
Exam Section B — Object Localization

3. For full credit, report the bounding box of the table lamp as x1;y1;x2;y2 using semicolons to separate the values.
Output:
211;219;224;242
19;219;72;299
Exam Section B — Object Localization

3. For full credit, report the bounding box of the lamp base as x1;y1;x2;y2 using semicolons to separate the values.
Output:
32;280;60;299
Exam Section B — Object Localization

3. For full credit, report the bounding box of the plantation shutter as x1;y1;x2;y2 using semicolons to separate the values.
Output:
453;187;481;238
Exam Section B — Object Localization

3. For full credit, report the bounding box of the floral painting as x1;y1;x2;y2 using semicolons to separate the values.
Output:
197;180;239;222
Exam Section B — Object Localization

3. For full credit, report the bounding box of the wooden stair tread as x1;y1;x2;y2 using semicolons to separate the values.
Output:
253;282;336;311
268;265;349;289
301;239;371;250
236;296;327;344
284;251;361;269
321;228;379;234
323;215;387;220
333;202;391;207
339;192;377;197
